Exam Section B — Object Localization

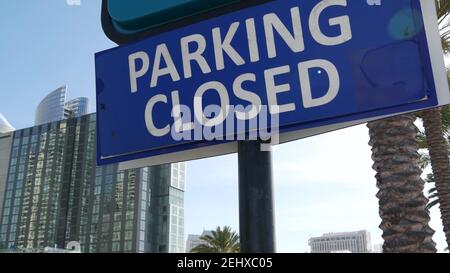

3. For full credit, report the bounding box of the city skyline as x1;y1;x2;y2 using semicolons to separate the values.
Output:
0;0;448;253
0;113;186;253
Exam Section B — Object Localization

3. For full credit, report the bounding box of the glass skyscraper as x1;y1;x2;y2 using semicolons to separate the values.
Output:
34;86;89;126
64;97;89;119
149;164;185;253
0;113;185;253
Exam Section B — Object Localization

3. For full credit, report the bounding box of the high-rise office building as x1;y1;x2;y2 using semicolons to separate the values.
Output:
308;230;372;253
34;86;67;125
0;113;185;253
64;97;89;118
149;163;185;253
34;86;89;125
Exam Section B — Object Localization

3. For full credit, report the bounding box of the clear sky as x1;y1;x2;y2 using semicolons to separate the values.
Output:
0;0;447;252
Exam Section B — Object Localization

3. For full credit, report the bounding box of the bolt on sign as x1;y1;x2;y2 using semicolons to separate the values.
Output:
96;0;449;168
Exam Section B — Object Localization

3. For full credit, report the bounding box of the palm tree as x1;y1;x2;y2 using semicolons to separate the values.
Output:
190;226;240;253
420;110;450;247
418;79;450;211
437;0;450;53
368;115;437;252
418;106;450;208
417;0;450;248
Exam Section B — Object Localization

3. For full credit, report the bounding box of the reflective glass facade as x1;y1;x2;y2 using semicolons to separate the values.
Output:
34;86;89;126
34;86;67;126
147;164;185;253
64;97;89;119
0;114;185;253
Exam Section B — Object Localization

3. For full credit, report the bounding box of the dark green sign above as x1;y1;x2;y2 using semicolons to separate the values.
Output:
107;0;241;34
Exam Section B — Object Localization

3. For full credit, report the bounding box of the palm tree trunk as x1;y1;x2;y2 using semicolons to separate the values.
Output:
368;114;436;253
422;107;450;248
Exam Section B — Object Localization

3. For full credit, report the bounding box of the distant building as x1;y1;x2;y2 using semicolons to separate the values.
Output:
309;230;372;253
64;97;89;118
34;86;67;125
0;114;14;134
34;86;89;125
0;113;185;253
372;243;383;253
185;235;201;253
185;230;213;253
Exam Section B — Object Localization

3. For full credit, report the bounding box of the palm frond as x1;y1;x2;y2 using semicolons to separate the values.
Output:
190;226;240;253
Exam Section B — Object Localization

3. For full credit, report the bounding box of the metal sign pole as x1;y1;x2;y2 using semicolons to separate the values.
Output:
238;140;275;253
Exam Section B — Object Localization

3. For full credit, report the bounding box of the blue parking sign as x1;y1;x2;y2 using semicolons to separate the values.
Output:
95;0;449;167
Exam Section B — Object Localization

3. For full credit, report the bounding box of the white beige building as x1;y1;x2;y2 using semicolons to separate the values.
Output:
309;230;372;253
